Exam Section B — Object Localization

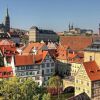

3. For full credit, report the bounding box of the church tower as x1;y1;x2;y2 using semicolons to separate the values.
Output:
4;8;10;32
99;24;100;35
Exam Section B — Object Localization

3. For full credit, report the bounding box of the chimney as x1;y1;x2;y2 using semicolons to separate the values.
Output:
32;46;37;55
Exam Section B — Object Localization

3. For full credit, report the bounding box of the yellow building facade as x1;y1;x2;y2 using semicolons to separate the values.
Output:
84;51;100;66
71;63;81;76
75;61;100;100
84;40;100;66
75;64;92;98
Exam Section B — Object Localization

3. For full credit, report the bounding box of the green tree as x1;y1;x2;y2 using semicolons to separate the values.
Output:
42;93;51;100
0;54;4;67
33;94;40;100
1;77;20;100
48;76;63;88
48;76;63;100
20;35;29;44
1;77;39;100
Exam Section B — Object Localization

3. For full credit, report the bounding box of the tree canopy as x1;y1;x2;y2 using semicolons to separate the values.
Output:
48;76;63;88
0;77;39;100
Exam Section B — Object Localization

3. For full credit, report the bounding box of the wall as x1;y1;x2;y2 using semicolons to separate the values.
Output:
84;51;100;66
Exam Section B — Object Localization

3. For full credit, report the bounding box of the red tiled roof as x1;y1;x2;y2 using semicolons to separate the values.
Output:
56;44;84;63
83;61;100;81
68;53;77;59
0;46;19;56
22;42;45;55
42;51;48;61
15;55;34;66
0;66;12;72
15;51;49;66
60;36;93;51
68;52;84;63
56;45;68;60
0;67;13;78
48;49;58;60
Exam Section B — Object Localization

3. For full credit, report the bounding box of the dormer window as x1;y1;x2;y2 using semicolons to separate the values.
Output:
97;69;100;72
90;56;92;61
90;70;94;73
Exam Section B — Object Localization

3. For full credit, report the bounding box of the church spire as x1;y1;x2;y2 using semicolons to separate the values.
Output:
99;23;100;35
4;7;10;32
68;23;71;31
7;8;9;17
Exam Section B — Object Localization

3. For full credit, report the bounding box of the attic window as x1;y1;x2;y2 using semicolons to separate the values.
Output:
90;71;94;73
90;56;92;61
97;70;100;72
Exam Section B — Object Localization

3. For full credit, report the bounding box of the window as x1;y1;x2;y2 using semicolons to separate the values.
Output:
50;59;52;62
3;72;7;75
42;63;45;68
51;68;54;72
46;69;49;73
51;63;54;67
46;55;49;59
29;71;32;75
37;71;40;74
29;66;33;69
17;67;21;70
21;72;25;76
21;67;25;70
26;72;28;75
26;66;29;70
32;72;35;75
47;63;49;67
87;82;89;86
34;66;38;69
90;56;92;61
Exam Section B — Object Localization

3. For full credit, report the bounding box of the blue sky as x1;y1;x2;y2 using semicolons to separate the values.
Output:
0;0;100;32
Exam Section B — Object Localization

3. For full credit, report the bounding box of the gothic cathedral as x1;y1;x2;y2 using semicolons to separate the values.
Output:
0;8;10;33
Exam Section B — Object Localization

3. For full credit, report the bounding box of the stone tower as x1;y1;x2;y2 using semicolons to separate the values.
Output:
4;8;10;32
29;26;38;42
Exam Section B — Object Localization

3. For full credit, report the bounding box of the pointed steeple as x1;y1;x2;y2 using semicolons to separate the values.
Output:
99;23;100;35
4;7;10;32
71;23;73;29
68;23;71;31
99;23;100;29
6;8;9;17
